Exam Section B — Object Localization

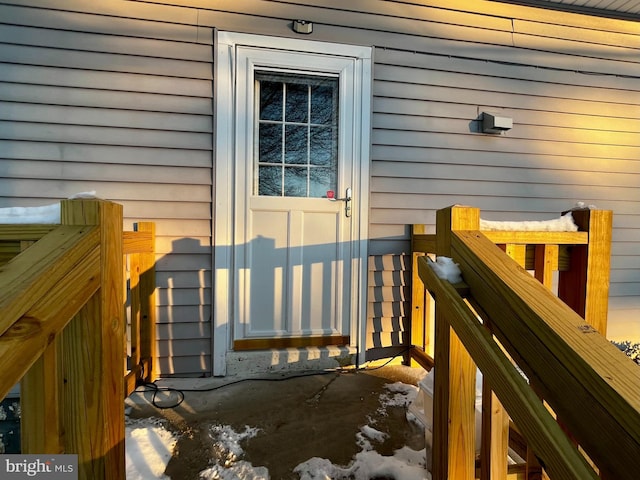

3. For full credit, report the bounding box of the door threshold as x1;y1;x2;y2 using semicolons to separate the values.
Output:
234;335;349;351
225;345;357;377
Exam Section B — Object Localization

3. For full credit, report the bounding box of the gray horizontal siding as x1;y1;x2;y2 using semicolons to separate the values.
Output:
0;3;208;43
367;255;410;353
0;141;211;166
0;82;211;113
0;1;214;376
1;160;211;185
0;122;210;149
0;103;212;132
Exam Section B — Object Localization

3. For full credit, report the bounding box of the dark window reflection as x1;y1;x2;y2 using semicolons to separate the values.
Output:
259;165;283;196
309;126;335;166
285;125;308;164
285;83;308;123
259;123;282;164
311;85;336;124
284;167;308;197
260;81;283;121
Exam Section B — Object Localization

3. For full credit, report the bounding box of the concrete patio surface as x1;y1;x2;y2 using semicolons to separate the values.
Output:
125;365;428;479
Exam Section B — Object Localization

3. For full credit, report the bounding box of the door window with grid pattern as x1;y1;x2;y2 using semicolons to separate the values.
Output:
255;72;339;197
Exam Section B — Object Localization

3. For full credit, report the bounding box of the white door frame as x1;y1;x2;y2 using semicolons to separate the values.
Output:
213;31;372;376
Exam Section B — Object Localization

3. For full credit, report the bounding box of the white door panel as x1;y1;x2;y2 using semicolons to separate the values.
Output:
241;198;346;338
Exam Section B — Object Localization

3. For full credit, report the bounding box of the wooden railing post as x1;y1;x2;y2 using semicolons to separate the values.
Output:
20;336;63;454
60;199;125;480
432;205;479;480
20;237;63;455
136;221;156;383
558;208;612;336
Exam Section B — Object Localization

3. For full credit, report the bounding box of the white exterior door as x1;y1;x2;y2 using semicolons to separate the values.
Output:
214;32;371;375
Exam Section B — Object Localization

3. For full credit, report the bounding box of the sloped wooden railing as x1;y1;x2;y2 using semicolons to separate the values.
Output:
0;199;156;480
411;205;640;480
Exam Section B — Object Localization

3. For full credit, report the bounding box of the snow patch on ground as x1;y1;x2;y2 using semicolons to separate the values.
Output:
207;424;261;467
356;424;388;450
378;382;419;413
125;417;178;480
294;447;429;480
199;424;268;479
200;460;270;480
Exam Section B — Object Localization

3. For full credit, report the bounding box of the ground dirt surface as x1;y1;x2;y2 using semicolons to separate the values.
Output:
126;365;427;480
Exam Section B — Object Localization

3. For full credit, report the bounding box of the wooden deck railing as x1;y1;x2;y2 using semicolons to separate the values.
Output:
411;205;640;480
0;198;156;480
123;221;157;394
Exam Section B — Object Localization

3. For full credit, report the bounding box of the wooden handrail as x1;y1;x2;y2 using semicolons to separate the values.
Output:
418;255;599;480
411;205;640;479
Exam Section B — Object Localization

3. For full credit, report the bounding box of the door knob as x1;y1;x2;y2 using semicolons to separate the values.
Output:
326;188;352;217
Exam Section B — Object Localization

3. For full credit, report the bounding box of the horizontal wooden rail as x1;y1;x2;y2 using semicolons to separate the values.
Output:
1;218;157;397
482;231;588;245
411;231;588;254
123;230;155;254
0;224;57;240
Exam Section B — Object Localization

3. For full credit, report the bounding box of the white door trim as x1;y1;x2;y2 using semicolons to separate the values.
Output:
213;31;372;376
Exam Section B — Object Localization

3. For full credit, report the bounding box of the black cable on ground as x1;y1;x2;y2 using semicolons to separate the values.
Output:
135;382;185;410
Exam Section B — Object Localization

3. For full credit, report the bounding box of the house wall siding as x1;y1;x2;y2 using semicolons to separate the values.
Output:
1;0;638;376
0;1;214;376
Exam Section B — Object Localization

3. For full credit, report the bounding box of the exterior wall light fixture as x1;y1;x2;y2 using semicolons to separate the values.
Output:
482;112;513;134
292;20;313;34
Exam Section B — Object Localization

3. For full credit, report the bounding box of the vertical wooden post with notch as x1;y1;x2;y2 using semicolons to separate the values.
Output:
136;221;156;382
558;208;612;336
432;205;479;480
60;199;125;480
